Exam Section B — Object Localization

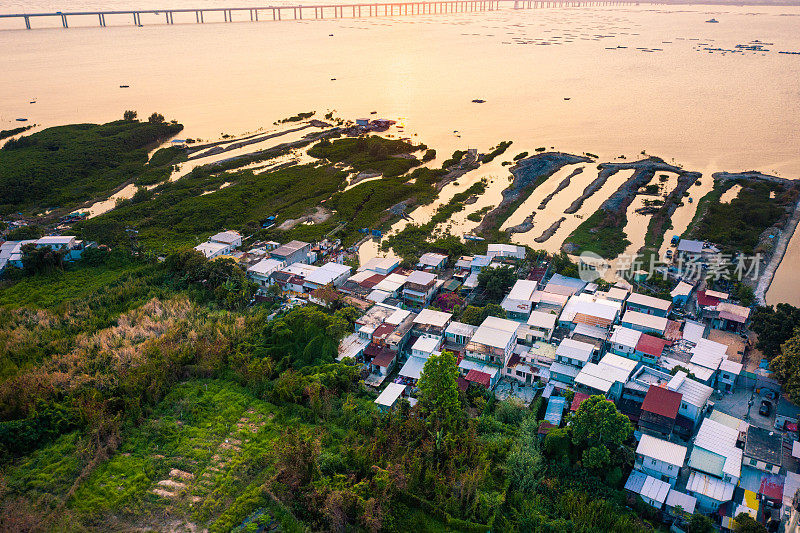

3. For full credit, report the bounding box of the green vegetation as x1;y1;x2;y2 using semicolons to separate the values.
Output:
441;150;465;169
690;180;796;255
0;119;183;215
481;141;512;163
0;124;33;141
477;265;516;302
565;209;630;259
381;179;488;263
466;205;492;222
276;111;315;123
308;135;422;178
513;152;528;161
751;303;800;358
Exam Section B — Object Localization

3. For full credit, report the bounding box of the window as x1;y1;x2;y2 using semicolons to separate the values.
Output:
681;402;688;409
667;465;673;471
651;459;657;465
750;458;757;466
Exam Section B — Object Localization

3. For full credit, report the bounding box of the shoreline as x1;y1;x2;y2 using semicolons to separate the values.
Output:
754;194;800;305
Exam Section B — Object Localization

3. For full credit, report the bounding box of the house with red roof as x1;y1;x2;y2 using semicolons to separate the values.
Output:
639;385;682;439
634;334;669;366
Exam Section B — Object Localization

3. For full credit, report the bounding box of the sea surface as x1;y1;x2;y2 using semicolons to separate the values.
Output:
1;2;799;304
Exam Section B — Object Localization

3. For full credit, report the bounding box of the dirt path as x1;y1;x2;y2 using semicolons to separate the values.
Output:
755;195;800;305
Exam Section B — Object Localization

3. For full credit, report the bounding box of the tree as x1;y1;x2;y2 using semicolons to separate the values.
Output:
752;303;800;358
21;244;65;274
769;333;800;404
460;304;507;326
477;265;516;302
732;513;767;533
686;513;715;533
123;110;137;121
417;351;462;433
582;445;610;470
571;395;633;450
148;112;165;124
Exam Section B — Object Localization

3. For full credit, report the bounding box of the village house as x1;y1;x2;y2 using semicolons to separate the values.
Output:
676;239;720;263
1;236;88;270
465;316;520;369
521;310;558;343
743;426;782;475
487;243;525;260
635;434;687;487
665;371;714;434
634;334;669;367
358;256;400;276
530;290;569;314
374;383;410;411
544;274;587;297
712;302;751;332
501;279;539;321
302;262;351;291
558;293;621;332
269;240;311;265
608;326;642;359
209;230;242;248
195;240;231;259
549;338;595;387
402;270;438;309
625;293;672;317
620;310;668;336
443;321;477;356
638;384;683;438
247;258;284;289
412;308;453;338
670;281;694;307
624;470;671;510
416;252;448;271
686;417;741;510
574;353;638;402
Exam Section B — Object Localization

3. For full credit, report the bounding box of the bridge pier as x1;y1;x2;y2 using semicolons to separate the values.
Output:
24;15;30;29
61;14;68;27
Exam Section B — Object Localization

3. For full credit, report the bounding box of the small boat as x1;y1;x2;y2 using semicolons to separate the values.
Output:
706;18;719;23
472;99;486;103
120;85;130;88
688;197;693;203
564;97;571;100
15;118;28;122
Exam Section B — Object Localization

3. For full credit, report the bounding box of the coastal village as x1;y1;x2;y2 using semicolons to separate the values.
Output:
53;226;792;532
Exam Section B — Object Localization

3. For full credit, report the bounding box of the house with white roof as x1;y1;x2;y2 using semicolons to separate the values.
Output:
665;489;697;517
558;293;621;331
620;310;668;336
596;286;630;303
411;335;442;360
302;262;352;291
444;321;477;352
712;302;751;333
609;326;642;358
544;274;587;297
549;338;595;387
635;434;687;487
671;281;694;307
358;256;399;276
469;255;492;273
686;472;735;514
269;240;311;265
682;320;706;345
666;371;713;432
626;293;672;317
574;353;638;402
402;270;438;309
522;310;558;343
375;383;408;411
209;230;242;248
487;243;525;260
531;290;569;313
372;273;408;297
413;308;452;338
247;258;284;288
465;316;520;368
624;470;671;510
676;239;720;262
687;417;742;490
416;252;448;271
501;279;539;321
195;241;231;259
718;359;743;393
399;356;427;383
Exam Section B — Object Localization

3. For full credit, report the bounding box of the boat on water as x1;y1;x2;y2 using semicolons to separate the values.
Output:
706;18;719;23
15;118;28;122
120;85;130;88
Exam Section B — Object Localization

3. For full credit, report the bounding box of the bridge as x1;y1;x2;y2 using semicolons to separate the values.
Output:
0;0;636;30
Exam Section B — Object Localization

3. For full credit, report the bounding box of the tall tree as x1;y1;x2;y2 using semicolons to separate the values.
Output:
417;351;462;433
477;265;516;302
571;395;632;450
769;334;800;404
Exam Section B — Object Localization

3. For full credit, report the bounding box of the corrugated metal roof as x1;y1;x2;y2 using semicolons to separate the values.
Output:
692;418;742;479
527;310;558;329
686;471;735;502
375;383;406;407
414;309;452;328
610;325;642;349
665;489;696;514
637;434;688;466
682;320;706;344
627;292;672;311
621;310;668;332
625;471;671;505
556;338;595;362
